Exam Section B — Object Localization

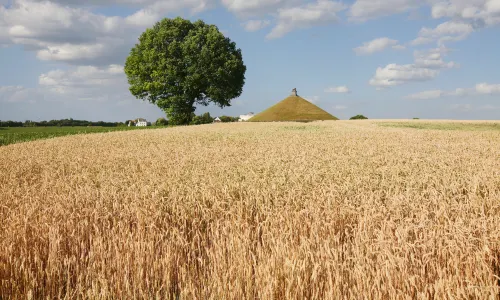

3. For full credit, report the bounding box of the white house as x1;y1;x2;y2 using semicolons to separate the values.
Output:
213;117;221;123
239;112;254;122
135;118;148;126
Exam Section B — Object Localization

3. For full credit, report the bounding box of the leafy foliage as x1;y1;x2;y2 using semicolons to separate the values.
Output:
219;116;239;122
349;115;368;120
155;118;168;126
190;112;214;125
125;17;247;125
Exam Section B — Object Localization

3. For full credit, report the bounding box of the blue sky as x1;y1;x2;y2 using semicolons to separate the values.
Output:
0;0;499;122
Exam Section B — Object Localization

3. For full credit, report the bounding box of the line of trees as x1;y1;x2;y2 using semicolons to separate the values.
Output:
1;113;242;128
0;119;126;127
154;113;240;126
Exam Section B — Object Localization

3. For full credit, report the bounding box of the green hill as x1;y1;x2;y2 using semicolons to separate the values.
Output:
248;95;338;122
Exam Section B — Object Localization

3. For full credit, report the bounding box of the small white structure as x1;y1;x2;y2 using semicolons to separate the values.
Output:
239;112;255;122
135;118;148;126
213;117;221;123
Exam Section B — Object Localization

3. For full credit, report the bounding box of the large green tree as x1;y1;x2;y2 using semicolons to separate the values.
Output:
125;17;246;125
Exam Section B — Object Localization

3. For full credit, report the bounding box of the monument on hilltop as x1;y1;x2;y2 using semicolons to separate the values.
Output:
248;88;339;122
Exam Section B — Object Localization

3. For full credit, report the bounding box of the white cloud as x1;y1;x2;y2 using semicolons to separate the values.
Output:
369;47;457;88
325;86;350;93
411;21;474;46
405;82;500;99
413;47;458;69
266;0;346;39
354;37;403;55
0;0;212;65
243;19;271;32
349;0;420;22
1;65;165;121
39;64;128;101
369;64;440;88
221;0;297;16
333;105;347;110
431;0;500;26
475;82;500;94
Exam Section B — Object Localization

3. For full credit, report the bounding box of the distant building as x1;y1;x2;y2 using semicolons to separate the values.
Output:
213;117;221;123
239;112;255;122
135;118;148;126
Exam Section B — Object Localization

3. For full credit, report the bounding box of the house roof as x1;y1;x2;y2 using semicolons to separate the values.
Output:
136;118;147;122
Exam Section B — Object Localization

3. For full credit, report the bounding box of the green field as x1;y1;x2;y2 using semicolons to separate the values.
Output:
0;126;157;146
378;121;500;131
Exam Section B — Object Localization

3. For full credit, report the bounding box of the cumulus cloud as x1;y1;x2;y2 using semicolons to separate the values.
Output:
369;64;439;88
411;21;474;46
475;82;500;94
0;0;212;65
413;47;458;69
266;0;346;39
243;19;271;32
221;0;298;16
325;86;350;93
348;0;500;25
431;0;500;26
38;65;128;101
354;37;405;55
405;83;500;99
369;47;457;88
1;63;166;121
349;0;420;22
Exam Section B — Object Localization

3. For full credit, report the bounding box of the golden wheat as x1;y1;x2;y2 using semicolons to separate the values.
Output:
1;120;499;299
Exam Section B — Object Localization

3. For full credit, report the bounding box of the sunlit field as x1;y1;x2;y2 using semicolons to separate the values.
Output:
1;120;499;299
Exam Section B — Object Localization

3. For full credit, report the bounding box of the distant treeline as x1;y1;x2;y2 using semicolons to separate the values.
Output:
0;119;126;127
1;113;242;128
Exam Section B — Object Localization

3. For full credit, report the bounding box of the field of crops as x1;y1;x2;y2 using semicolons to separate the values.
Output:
1;120;499;299
0;126;155;146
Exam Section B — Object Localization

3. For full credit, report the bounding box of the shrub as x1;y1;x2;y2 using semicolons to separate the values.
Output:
350;115;368;120
155;118;168;126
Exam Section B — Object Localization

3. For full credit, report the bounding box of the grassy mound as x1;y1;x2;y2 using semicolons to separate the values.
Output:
248;95;338;122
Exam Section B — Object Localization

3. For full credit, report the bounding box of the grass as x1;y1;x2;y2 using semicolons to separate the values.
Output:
248;95;338;122
1;120;500;299
0;126;158;146
379;120;500;131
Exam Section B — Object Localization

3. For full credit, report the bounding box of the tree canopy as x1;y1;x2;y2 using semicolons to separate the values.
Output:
124;17;246;125
155;118;168;126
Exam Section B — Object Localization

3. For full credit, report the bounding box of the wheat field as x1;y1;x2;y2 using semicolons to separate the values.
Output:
1;120;499;299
